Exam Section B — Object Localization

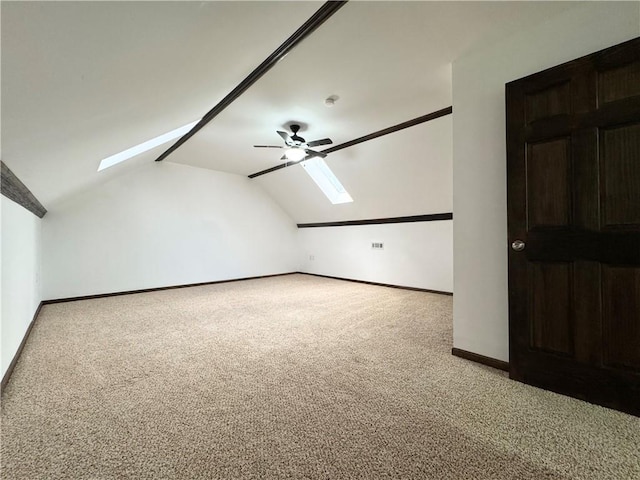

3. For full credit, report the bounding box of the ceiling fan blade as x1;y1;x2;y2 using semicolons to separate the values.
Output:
277;131;294;146
253;145;284;148
304;149;327;159
306;138;333;148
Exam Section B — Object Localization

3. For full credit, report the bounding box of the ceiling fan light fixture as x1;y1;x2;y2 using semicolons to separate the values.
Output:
285;147;306;162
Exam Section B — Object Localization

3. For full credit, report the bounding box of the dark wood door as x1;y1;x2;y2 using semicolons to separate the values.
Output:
506;37;640;416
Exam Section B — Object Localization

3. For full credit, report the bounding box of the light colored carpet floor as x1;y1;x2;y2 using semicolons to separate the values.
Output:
1;274;639;479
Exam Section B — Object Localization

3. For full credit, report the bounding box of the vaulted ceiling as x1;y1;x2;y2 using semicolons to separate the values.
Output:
2;1;577;214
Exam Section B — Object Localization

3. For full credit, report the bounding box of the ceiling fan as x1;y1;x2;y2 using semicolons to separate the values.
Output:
254;124;332;162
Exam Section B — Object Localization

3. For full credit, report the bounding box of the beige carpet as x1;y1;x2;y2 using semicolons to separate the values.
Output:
1;274;638;479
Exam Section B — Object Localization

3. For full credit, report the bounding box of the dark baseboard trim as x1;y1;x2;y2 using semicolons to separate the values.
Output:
297;213;452;228
43;272;298;304
298;272;453;296
1;302;44;392
451;347;509;372
248;106;453;179
155;1;347;163
1;161;47;218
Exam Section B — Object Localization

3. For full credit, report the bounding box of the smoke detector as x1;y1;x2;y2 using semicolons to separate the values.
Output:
324;95;339;107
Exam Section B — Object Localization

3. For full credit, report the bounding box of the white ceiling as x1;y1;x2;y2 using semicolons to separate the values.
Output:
2;1;578;210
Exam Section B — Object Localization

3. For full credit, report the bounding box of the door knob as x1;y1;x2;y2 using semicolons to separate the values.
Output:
511;240;525;251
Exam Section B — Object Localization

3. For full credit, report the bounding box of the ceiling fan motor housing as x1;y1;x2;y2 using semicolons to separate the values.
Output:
289;124;305;144
253;123;331;160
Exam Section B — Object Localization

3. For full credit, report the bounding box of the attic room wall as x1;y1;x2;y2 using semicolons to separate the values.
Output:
1;196;42;379
298;220;452;292
452;1;640;362
41;162;298;300
258;115;453;292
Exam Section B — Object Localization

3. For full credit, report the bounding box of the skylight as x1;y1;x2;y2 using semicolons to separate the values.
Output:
98;120;199;171
301;157;353;204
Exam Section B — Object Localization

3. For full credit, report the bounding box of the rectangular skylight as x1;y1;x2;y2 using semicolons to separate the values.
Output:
97;120;199;171
301;157;353;204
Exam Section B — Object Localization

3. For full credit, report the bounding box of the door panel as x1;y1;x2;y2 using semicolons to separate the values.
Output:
526;139;571;227
572;128;599;229
529;262;573;355
602;266;640;371
526;81;572;121
507;37;640;416
598;61;640;104
601;123;640;226
572;261;601;364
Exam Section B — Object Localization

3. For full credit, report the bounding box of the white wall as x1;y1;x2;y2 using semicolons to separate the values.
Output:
452;2;640;361
42;162;299;300
260;114;453;292
298;220;453;293
1;196;42;379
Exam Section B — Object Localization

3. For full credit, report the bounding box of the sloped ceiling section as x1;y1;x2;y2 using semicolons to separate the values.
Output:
255;115;452;224
1;1;322;206
2;1;577;212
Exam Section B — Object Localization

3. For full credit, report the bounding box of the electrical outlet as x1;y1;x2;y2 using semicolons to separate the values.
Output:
309;255;315;261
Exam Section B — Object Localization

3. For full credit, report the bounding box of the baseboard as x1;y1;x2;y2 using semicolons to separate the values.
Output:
298;272;453;296
1;302;44;392
451;347;509;372
43;272;298;304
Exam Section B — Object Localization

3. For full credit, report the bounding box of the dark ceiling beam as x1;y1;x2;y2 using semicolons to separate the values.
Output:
1;161;47;218
297;213;453;228
155;1;349;163
248;106;453;179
